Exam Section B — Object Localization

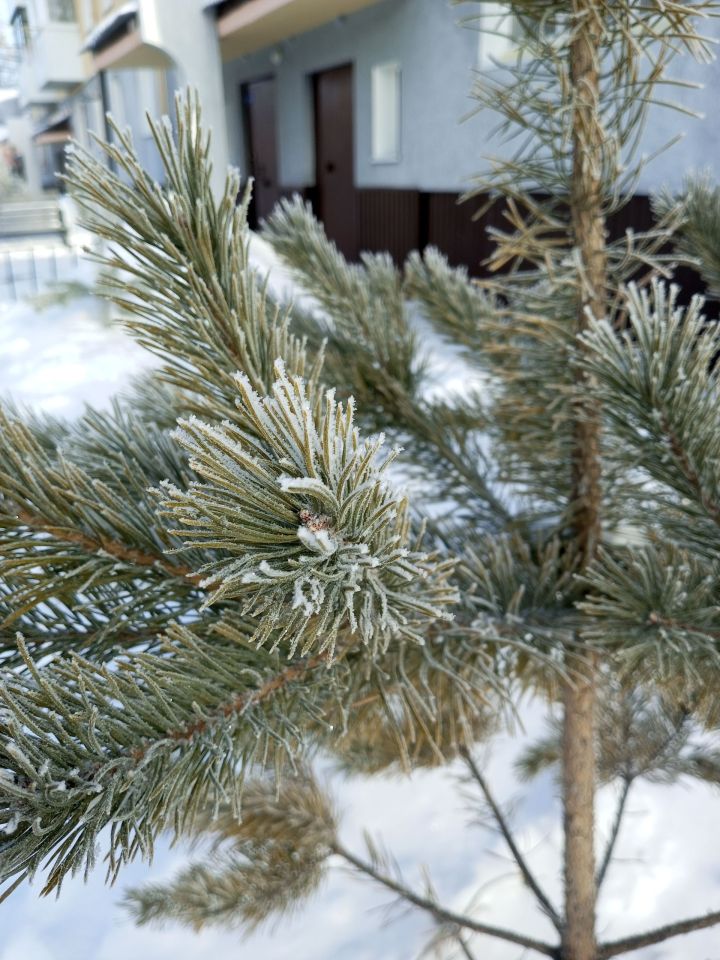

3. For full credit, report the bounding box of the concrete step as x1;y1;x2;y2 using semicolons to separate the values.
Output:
0;199;65;238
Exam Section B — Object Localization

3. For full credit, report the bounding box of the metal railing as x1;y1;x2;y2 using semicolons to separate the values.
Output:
0;246;80;302
0;198;77;302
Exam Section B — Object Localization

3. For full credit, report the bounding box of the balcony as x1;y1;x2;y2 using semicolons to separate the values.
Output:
215;0;383;59
13;1;84;107
81;2;174;72
16;33;85;107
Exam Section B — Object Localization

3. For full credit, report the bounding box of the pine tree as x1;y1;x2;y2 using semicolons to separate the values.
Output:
1;4;720;959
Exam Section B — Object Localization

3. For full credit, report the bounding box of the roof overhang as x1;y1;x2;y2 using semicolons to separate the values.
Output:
81;1;173;72
33;111;72;145
81;2;139;53
89;29;174;71
35;129;72;145
216;0;383;59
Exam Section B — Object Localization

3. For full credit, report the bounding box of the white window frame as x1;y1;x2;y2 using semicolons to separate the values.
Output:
370;61;401;165
477;2;520;69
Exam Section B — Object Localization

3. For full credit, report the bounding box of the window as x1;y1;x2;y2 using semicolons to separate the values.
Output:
47;0;76;21
477;2;519;69
370;61;401;164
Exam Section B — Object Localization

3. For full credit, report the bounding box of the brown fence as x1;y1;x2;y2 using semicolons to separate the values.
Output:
268;187;711;309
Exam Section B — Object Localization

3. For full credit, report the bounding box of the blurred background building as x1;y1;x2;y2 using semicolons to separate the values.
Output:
1;0;720;272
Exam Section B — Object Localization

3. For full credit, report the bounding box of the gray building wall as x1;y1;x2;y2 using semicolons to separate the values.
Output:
221;0;720;196
637;44;720;194
223;0;484;193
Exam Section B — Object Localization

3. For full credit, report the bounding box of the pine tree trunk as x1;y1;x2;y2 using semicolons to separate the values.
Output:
561;652;598;960
570;0;605;565
562;4;606;958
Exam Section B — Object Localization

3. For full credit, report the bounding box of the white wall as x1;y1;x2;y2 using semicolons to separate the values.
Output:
15;0;83;106
141;0;230;194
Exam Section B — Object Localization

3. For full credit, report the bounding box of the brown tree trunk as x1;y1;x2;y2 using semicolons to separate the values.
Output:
562;652;598;960
562;3;607;958
570;0;605;567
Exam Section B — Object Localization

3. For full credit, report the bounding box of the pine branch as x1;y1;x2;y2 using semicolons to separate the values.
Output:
654;174;720;299
0;626;338;898
404;247;494;356
332;841;559;958
0;403;208;646
456;935;477;960
263;197;418;397
581;283;720;561
580;545;720;681
662;415;720;529
0;93;462;909
131;647;332;758
595;775;632;890
462;533;579;633
264;200;507;522
64;93;323;428
459;746;562;931
124;773;337;930
598;909;720;958
10;505;196;582
326;635;499;775
160;362;457;658
395;401;509;524
0;407;206;666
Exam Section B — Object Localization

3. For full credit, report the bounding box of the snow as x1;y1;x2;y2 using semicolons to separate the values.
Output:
0;234;718;960
296;523;338;555
0;296;154;417
292;573;324;615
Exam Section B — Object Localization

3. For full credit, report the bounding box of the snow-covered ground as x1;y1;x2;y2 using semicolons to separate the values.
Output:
0;238;718;960
1;294;152;418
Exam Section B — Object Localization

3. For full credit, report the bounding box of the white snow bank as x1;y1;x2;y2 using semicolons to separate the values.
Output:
0;295;153;418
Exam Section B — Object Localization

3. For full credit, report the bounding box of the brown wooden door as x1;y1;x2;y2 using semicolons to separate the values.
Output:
242;77;280;227
313;64;356;259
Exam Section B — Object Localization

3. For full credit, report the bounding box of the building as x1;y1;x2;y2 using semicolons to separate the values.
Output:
8;0;84;191
214;0;720;270
8;0;228;192
5;0;720;273
73;0;228;190
217;0;497;263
